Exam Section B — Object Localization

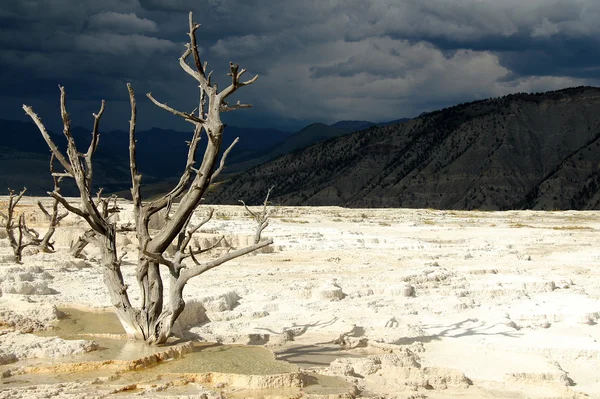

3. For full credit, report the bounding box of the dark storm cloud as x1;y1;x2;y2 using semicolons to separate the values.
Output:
0;0;599;131
87;12;158;33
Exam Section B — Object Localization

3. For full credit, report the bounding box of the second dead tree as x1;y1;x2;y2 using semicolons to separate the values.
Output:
1;189;41;263
0;187;69;262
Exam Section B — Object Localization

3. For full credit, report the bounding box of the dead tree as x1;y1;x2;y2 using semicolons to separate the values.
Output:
0;188;41;263
23;12;272;344
0;164;68;259
240;186;274;244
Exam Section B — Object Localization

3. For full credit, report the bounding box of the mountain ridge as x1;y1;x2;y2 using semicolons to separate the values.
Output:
0;117;382;196
209;86;600;211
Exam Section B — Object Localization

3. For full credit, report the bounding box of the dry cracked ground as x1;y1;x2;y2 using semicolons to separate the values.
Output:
0;197;599;398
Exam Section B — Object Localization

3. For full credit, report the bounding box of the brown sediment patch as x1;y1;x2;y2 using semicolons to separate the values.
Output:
184;371;305;389
4;340;310;390
38;307;125;338
13;341;196;375
2;342;319;397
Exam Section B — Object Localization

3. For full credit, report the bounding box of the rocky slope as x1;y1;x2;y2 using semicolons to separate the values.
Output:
210;86;600;210
223;121;390;174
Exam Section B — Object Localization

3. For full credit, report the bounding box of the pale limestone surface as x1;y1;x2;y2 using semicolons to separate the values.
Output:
0;199;599;398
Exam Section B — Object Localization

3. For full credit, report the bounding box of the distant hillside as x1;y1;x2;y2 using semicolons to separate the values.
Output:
0;117;376;196
92;126;293;179
225;120;379;173
0;120;132;195
0;120;292;196
209;87;600;211
330;120;376;133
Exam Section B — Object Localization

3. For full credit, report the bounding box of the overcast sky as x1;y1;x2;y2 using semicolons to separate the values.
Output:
1;0;599;132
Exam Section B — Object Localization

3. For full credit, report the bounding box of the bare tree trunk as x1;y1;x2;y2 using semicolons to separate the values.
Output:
99;232;145;340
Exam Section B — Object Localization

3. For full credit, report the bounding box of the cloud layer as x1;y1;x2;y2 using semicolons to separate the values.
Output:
1;0;598;131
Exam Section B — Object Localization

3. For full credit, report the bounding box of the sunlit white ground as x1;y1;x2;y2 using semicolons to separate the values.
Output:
1;197;599;398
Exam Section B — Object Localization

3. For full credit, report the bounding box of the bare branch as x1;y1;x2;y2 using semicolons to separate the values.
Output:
193;208;214;230
188;13;204;74
185;235;224;262
105;195;121;220
210;137;239;183
146;93;204;125
98;197;109;219
11;187;27;207
178;208;214;252
145;124;202;216
219;61;259;100
238;199;257;219
228;62;239;84
262;186;274;214
84;100;106;184
240;186;274;244
22;106;73;175
179;239;273;284
51;172;72;179
241;74;259;86
255;221;269;244
88;102;105;156
95;188;104;207
177;12;218;101
37;201;51;220
189;248;201;266
48;191;86;219
142;249;175;271
221;101;253;113
19;214;39;241
59;86;81;167
39;196;68;253
128;83;142;215
59;86;72;139
179;47;203;84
